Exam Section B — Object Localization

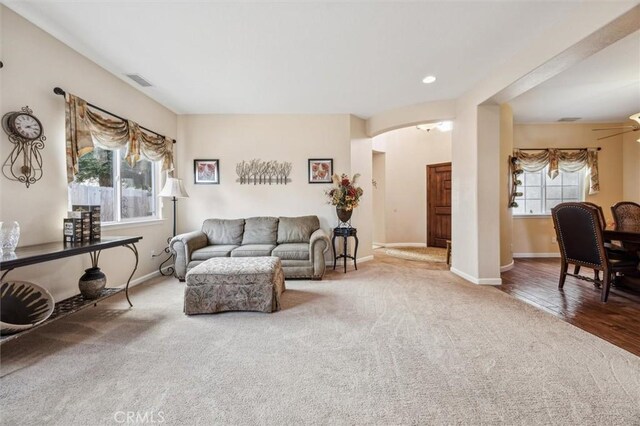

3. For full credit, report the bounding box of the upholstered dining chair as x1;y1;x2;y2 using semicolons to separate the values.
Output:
611;201;640;254
573;202;628;279
582;202;606;229
611;201;640;229
551;202;638;302
573;202;605;278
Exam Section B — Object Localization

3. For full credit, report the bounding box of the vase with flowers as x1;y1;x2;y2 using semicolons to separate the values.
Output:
326;173;364;225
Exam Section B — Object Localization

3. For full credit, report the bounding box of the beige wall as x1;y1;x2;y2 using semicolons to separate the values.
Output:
366;100;456;137
371;126;452;245
175;114;365;260
449;2;635;284
349;116;373;260
372;152;386;244
622;123;640;202
499;104;514;269
512;122;624;255
0;7;177;300
475;105;502;278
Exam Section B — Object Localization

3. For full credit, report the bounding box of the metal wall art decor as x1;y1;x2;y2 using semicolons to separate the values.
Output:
1;106;46;188
236;159;292;185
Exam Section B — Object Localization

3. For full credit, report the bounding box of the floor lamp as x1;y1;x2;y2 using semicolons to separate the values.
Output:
156;177;189;276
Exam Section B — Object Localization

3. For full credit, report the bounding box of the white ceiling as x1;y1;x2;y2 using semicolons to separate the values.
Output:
511;30;640;123
5;1;583;117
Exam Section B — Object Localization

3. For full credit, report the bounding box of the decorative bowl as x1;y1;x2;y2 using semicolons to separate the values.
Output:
1;280;55;335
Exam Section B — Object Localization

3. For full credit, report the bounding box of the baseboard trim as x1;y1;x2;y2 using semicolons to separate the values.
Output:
116;270;162;289
375;242;427;248
325;255;374;267
500;261;515;272
450;267;502;285
513;252;560;258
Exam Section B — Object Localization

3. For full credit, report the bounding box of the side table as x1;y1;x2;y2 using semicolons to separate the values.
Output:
332;227;359;273
0;236;142;344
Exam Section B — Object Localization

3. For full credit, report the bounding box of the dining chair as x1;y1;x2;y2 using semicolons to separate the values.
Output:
573;202;628;279
573;202;604;279
611;201;640;229
582;202;606;229
551;202;638;302
611;201;640;254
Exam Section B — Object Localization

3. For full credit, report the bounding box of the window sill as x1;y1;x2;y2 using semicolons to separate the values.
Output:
101;218;166;231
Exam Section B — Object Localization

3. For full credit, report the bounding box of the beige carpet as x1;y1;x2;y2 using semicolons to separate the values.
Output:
383;246;447;263
1;260;639;425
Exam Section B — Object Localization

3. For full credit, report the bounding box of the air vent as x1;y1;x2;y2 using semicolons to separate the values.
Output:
125;74;153;87
558;117;581;122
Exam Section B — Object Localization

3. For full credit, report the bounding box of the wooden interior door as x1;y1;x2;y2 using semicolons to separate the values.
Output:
427;162;452;248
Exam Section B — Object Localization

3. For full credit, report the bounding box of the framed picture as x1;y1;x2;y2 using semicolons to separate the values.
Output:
194;159;220;184
308;159;333;184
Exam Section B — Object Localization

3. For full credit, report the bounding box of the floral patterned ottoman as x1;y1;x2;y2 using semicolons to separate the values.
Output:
184;256;285;314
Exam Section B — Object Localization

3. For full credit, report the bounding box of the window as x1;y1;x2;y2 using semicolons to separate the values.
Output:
69;147;158;223
513;166;585;216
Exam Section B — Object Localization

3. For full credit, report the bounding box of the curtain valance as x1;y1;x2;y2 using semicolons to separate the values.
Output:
65;93;174;183
512;148;599;194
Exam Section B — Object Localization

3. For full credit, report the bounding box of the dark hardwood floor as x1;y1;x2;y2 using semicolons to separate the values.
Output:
499;258;640;357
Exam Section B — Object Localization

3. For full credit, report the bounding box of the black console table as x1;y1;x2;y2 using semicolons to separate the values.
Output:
0;236;141;344
332;227;359;273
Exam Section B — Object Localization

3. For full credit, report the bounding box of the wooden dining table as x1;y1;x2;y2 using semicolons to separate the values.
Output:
604;224;640;244
604;223;640;291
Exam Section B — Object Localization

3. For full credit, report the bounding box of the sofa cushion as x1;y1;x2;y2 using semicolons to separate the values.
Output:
231;244;276;257
202;219;245;245
191;245;238;261
277;216;320;244
241;217;279;245
271;243;310;261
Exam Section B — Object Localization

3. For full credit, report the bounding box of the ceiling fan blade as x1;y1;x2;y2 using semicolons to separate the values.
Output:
596;129;636;140
592;126;636;131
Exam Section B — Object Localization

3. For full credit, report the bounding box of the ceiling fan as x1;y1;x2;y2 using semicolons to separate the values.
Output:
592;113;640;142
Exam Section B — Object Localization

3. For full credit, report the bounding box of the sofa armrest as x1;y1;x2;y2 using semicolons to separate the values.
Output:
310;229;330;254
309;229;330;279
169;231;208;279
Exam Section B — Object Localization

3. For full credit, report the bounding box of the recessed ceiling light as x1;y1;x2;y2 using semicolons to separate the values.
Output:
422;75;436;84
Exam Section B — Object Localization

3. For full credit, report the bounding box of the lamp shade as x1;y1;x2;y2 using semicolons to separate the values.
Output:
159;177;189;198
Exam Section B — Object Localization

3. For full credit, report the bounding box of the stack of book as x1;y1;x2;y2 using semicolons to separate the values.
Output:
63;205;101;243
63;218;82;244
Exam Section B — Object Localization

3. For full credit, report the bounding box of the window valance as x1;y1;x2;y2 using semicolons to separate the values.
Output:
65;93;174;183
511;148;599;195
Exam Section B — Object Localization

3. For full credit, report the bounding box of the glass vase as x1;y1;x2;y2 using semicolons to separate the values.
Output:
1;221;20;253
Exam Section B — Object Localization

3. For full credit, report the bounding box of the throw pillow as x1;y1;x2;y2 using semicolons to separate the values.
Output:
277;216;320;244
202;219;245;245
242;217;279;245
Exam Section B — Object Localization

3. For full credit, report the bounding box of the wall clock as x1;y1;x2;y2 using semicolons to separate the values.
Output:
1;106;46;188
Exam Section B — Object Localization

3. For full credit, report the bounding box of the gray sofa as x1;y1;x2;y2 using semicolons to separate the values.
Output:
170;216;330;280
